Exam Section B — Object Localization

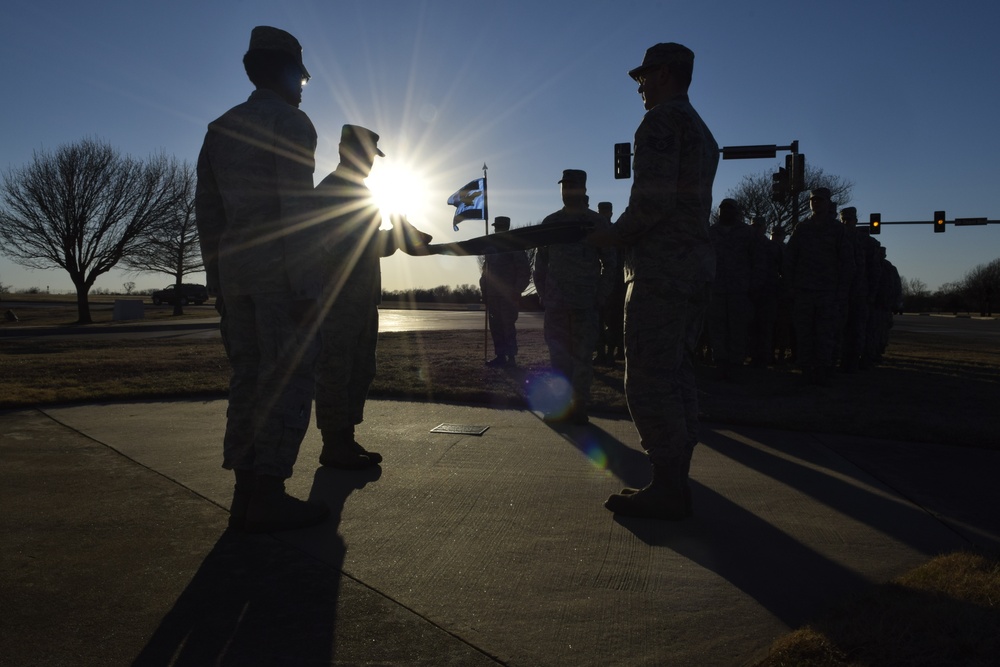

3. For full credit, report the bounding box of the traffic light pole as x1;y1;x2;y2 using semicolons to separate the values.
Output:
865;213;999;235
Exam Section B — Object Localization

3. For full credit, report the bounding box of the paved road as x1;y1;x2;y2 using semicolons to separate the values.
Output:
1;308;995;340
0;308;544;339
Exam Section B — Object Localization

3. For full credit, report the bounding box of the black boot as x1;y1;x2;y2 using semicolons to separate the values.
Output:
228;468;256;530
606;462;689;520
319;427;380;469
244;475;329;533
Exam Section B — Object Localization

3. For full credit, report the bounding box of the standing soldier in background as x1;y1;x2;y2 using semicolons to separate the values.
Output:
837;207;871;372
857;222;884;370
871;247;901;365
481;216;531;368
595;201;626;365
588;42;718;520
706;198;757;380
312;125;432;470
783;188;854;385
748;217;782;368
534;169;616;424
196;26;328;532
770;226;794;365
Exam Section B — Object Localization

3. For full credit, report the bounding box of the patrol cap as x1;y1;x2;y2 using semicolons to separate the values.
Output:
558;169;587;186
248;26;310;80
492;216;511;229
340;124;385;157
720;198;740;210
597;201;613;214
628;42;694;81
840;206;858;220
810;187;831;200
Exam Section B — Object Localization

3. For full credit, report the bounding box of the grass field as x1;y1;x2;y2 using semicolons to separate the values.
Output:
2;298;999;665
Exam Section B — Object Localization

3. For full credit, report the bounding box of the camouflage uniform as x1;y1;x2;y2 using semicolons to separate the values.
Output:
707;204;757;373
481;219;531;364
838;209;880;371
312;168;396;433
534;188;616;417
860;234;884;368
615;93;718;467
783;204;854;381
748;225;783;366
872;252;901;362
196;87;319;479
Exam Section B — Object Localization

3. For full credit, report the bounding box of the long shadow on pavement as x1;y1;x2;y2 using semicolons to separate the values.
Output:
700;427;964;556
542;420;651;490
132;469;378;666
547;420;962;629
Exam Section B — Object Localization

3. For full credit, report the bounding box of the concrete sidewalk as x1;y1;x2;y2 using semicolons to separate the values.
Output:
3;399;998;666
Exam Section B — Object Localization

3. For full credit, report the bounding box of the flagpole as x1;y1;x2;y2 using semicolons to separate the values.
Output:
482;163;489;364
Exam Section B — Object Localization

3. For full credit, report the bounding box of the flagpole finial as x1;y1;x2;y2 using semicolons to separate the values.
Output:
483;163;488;172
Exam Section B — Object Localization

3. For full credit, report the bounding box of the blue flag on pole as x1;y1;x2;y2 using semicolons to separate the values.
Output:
447;178;486;230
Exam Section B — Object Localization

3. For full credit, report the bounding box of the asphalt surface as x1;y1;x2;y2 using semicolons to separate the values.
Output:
4;393;999;666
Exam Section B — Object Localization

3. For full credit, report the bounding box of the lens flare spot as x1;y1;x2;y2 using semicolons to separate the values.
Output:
525;371;573;420
581;438;609;470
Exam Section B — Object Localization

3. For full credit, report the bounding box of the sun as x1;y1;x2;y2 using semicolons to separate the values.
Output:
366;160;431;228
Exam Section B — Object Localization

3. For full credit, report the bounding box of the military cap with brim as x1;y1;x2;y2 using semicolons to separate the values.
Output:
249;26;310;80
558;169;587;186
340;124;385;157
840;206;858;219
629;42;694;81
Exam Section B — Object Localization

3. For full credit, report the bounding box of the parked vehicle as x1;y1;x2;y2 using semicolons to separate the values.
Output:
151;283;209;306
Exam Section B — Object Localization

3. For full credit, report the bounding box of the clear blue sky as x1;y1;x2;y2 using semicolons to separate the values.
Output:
2;0;999;294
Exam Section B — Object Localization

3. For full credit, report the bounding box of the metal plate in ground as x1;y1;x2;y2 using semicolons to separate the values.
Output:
430;423;490;436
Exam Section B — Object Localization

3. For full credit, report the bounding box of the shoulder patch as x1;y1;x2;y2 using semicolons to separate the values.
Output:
647;135;676;154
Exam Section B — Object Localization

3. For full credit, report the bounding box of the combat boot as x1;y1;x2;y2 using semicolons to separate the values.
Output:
319;427;381;469
486;356;506;368
227;468;256;530
244;475;329;533
605;462;689;520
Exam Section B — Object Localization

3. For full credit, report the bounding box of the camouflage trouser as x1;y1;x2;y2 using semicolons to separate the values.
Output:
486;292;520;358
792;289;839;369
840;291;868;366
543;306;599;410
706;291;752;365
749;291;778;364
315;297;379;432
219;292;317;478
624;281;709;467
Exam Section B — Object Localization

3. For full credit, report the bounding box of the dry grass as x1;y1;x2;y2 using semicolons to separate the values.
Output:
2;325;998;450
755;550;1000;667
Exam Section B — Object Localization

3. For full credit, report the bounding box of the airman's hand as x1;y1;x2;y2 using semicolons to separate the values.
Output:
392;214;434;255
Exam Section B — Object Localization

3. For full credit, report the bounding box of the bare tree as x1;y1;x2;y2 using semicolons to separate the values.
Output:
120;162;203;315
725;164;853;237
961;257;1000;316
0;138;183;323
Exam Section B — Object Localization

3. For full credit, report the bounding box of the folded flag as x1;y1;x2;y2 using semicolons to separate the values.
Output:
447;178;486;230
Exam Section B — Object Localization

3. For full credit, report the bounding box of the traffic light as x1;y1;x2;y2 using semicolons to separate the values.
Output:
771;167;788;202
614;143;631;180
869;213;881;235
934;210;946;233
